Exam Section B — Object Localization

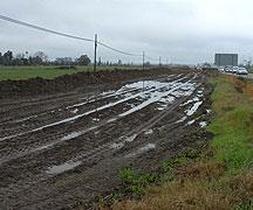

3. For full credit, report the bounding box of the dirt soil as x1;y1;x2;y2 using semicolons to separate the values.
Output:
0;69;212;210
0;67;188;99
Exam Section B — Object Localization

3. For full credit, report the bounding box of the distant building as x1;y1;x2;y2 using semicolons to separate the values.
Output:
215;53;238;66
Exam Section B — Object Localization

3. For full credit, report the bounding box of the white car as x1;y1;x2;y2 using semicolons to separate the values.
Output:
237;67;248;75
218;66;225;72
232;66;239;74
225;66;233;73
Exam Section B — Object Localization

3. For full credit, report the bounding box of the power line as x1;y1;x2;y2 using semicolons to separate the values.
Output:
98;41;142;57
0;14;143;57
0;14;94;42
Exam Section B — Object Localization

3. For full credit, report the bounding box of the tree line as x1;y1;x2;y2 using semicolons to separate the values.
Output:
0;50;91;66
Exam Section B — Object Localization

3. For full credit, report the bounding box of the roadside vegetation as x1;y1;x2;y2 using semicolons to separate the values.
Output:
102;74;253;210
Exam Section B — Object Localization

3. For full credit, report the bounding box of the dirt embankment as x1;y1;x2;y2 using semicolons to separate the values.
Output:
0;68;189;99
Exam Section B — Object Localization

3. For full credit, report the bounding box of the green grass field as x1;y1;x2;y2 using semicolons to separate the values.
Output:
0;66;92;80
0;65;138;81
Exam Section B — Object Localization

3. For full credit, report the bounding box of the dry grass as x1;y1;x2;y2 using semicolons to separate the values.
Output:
228;171;253;204
229;76;253;101
105;161;227;210
107;180;232;210
105;171;253;210
175;160;225;181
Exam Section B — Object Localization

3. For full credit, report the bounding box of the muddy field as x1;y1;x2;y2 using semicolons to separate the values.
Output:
0;68;190;99
0;69;211;209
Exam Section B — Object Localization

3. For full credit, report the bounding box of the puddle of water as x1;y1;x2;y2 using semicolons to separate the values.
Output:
16;115;38;123
70;108;79;114
199;121;207;128
157;107;166;111
67;99;96;109
168;74;175;78
181;99;194;107
185;101;203;116
159;96;175;104
145;129;154;135
126;143;156;158
171;88;195;98
100;90;115;96
94;130;100;135
107;118;117;123
111;134;138;151
119;80;193;117
47;161;81;175
92;118;100;122
125;134;138;143
187;120;196;125
24;125;100;155
111;142;125;149
181;95;201;107
176;116;187;124
193;97;200;102
61;132;83;141
33;142;56;151
139;143;156;152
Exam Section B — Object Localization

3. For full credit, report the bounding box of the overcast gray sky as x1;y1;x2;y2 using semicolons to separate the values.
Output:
1;0;253;64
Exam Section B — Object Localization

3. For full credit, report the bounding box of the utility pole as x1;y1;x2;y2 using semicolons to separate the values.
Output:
142;51;145;91
94;34;98;72
159;56;162;67
93;34;98;119
142;51;145;71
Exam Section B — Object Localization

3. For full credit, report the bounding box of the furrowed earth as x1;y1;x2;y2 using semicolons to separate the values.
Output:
0;68;212;209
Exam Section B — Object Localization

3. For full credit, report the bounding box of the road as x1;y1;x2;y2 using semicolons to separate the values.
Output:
247;73;253;80
0;71;210;209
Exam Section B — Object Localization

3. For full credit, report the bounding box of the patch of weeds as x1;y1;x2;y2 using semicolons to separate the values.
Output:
184;147;201;159
176;160;225;181
97;192;123;210
162;157;188;172
161;152;195;182
119;168;157;197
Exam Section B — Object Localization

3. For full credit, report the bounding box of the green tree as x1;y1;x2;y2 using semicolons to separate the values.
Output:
3;50;13;65
76;54;91;66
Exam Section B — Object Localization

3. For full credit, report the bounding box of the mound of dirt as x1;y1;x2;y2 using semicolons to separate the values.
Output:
0;68;189;99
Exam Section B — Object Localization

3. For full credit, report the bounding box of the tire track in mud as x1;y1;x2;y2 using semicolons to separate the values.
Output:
0;72;206;210
0;88;139;137
0;76;172;133
0;91;198;209
0;75;187;141
0;74;193;165
0;74;183;125
0;75;193;169
0;75;196;169
0;74;180;126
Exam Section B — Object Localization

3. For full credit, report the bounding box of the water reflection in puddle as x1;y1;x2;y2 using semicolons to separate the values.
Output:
47;161;82;175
